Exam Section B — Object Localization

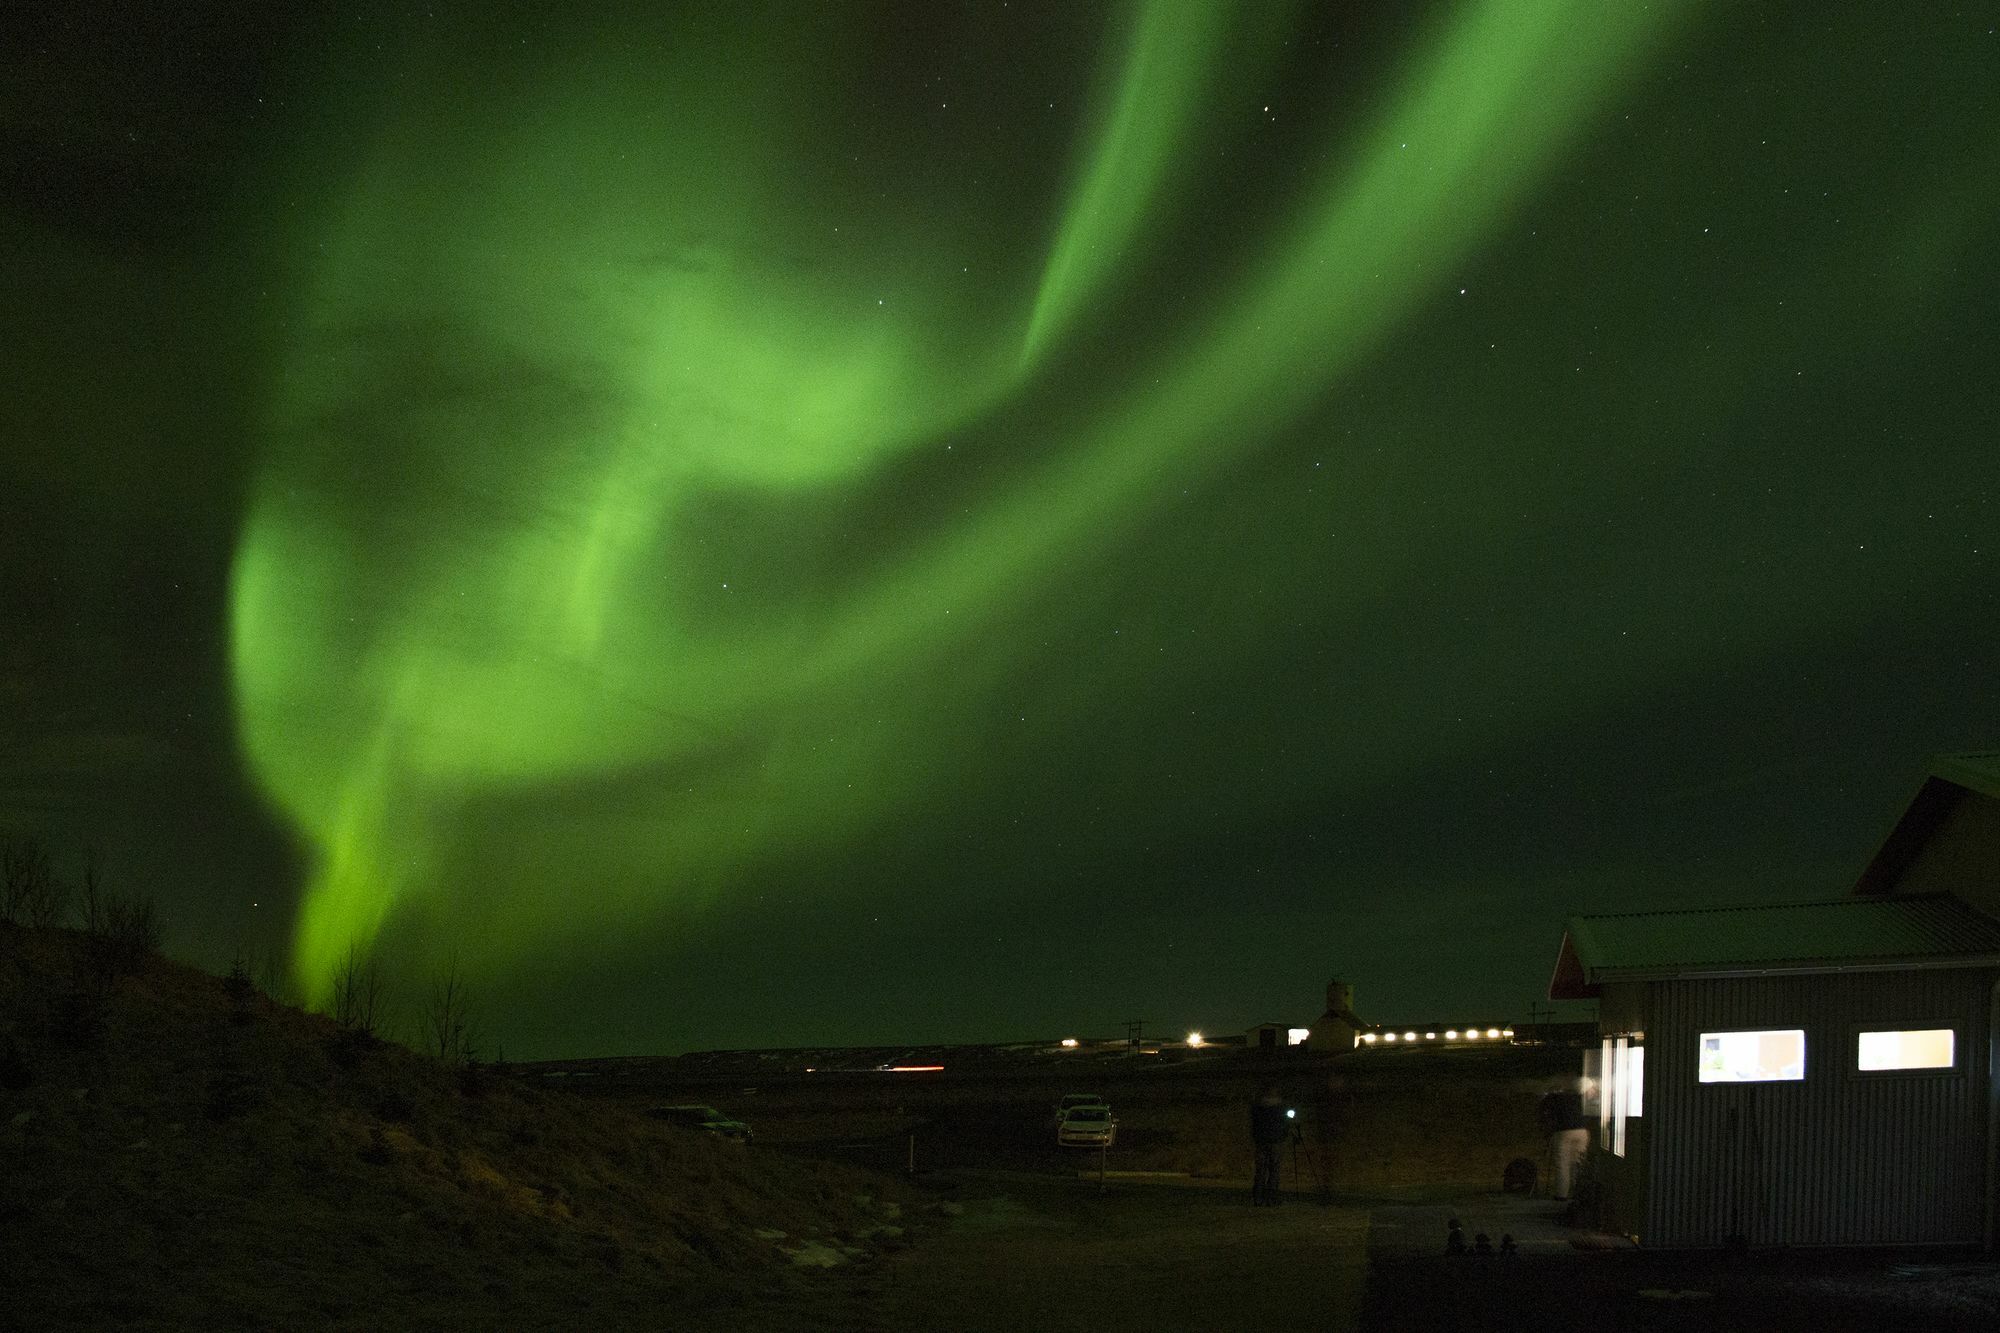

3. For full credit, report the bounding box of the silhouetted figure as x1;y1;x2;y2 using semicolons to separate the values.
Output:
1538;1079;1589;1201
1500;1233;1518;1256
1445;1217;1466;1255
1249;1086;1288;1205
1473;1232;1493;1256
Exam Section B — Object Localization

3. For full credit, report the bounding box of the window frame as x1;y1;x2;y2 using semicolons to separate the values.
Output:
1848;1020;1962;1079
1600;1035;1645;1156
1696;1026;1808;1085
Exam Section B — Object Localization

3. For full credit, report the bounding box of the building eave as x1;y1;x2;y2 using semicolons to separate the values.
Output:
1585;953;2000;984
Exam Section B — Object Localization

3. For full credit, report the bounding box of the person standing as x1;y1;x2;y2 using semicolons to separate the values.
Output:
1538;1078;1589;1202
1249;1085;1289;1205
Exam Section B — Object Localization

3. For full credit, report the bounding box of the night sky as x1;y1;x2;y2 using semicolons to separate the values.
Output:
5;2;1996;1058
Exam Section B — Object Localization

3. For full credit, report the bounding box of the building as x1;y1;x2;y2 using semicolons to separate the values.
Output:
1854;750;2000;917
1548;752;2000;1249
1306;979;1364;1054
1244;1022;1311;1052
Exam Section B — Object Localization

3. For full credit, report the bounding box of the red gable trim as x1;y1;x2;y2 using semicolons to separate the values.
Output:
1547;931;1598;1001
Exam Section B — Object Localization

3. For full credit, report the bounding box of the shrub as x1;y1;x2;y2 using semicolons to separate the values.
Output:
91;893;160;978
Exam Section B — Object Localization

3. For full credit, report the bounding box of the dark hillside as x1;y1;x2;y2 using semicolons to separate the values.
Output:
0;923;910;1330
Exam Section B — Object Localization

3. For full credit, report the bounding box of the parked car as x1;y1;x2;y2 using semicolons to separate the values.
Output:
647;1104;753;1143
1052;1092;1108;1127
1056;1104;1116;1148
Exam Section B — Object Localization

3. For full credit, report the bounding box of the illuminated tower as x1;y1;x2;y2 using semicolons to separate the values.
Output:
1312;979;1364;1054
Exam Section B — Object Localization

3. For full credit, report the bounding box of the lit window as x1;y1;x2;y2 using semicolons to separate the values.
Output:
1287;1028;1310;1046
1857;1028;1954;1072
1698;1029;1805;1083
1604;1037;1645;1156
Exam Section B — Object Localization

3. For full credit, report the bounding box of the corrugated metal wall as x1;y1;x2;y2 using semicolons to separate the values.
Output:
1641;967;1996;1247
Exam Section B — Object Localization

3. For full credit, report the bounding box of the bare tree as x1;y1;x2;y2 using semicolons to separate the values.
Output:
2;839;42;923
331;944;384;1037
3;838;69;927
80;857;158;976
250;941;296;1008
77;853;104;933
421;951;478;1066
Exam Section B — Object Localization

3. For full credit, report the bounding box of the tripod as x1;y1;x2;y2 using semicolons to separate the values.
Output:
1288;1124;1333;1204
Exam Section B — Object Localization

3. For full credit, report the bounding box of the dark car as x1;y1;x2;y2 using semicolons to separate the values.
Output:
647;1104;753;1143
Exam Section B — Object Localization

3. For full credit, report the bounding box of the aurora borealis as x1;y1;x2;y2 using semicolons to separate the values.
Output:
6;2;1998;1055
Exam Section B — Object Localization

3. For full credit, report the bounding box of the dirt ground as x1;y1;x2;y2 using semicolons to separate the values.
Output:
706;1170;1371;1333
1362;1244;2000;1332
701;1173;2000;1333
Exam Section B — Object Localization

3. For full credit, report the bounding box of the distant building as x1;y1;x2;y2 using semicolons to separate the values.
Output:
1245;1021;1312;1052
1307;980;1364;1054
1548;752;2000;1249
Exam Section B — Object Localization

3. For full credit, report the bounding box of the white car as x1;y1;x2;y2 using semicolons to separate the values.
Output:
1056;1104;1116;1148
1052;1093;1108;1127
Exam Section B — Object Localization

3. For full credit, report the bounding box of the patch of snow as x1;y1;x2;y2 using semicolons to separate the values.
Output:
784;1240;848;1269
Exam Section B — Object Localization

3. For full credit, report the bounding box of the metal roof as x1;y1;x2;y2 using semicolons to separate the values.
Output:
1930;750;2000;801
1559;892;2000;984
1853;749;2000;896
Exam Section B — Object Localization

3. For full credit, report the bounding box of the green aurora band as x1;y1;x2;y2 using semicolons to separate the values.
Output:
229;1;1684;1003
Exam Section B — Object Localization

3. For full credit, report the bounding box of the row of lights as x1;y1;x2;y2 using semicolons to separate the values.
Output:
1064;1024;1296;1048
1358;1027;1513;1045
1060;1029;1312;1050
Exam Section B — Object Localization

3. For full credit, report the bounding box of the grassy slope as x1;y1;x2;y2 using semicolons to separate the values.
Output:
0;924;908;1331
